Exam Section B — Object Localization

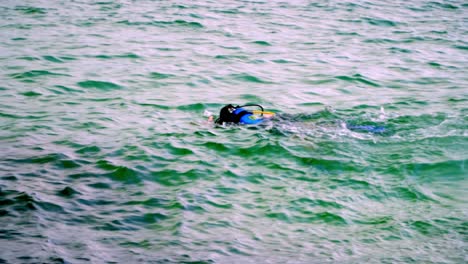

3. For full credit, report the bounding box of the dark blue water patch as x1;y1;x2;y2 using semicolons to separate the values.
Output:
334;74;380;87
149;72;176;79
14;6;47;15
448;97;467;103
290;197;344;209
427;61;443;68
116;19;204;29
172;19;204;28
213;8;241;15
381;181;434;202
9;70;71;80
176;103;208;111
11;37;27;41
293;174;321;183
329;177;375;190
429;30;448;35
0;227;24;239
350;104;384;111
76;197;115;207
251;40;271;46
155;47;183;52
171;3;189;9
337;18;363;24
42;55;65;63
1;175;17;181
452;220;468;237
363;17;400;27
303;78;337;86
95;160;142;184
400;159;467;180
133;102;172;110
56;159;82;169
392;99;430;108
242;172;281;185
93;1;122;11
265;210;347;225
81;96;123;103
67;172;100;180
17;56;40;61
9;153;66;164
0;111;47;120
389;47;413;53
307;2;332;9
20;91;42;97
271;59;294;64
149;169;211;186
0;190;37;213
150;255;214;264
77;80;123;90
353;216;394;225
122;197;184;210
214;54;249;60
8;153;88;170
425;2;459;10
249;59;267;64
452;45;468;50
405;220;449;237
74;20;98;27
335;31;361;36
295;156;366;175
199;141;230;152
230;73;272;84
0;209;8;217
166;145;194;156
87;182;112;189
93;53;141;59
93;220;139;231
363;38;405;45
57;186;80;197
264;162;306;180
76;145;101;154
34;200;65;213
13;256;69;264
122;212;169;227
402;36;440;44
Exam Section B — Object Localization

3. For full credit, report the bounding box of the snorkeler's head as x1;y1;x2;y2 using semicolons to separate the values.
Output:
215;104;238;124
214;103;265;125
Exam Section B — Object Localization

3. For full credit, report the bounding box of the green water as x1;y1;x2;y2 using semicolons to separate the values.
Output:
1;1;467;263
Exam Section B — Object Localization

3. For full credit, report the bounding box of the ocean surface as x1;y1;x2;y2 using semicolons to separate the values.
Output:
1;0;467;263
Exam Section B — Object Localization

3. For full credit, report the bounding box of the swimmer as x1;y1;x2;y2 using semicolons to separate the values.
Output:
206;103;387;134
208;104;274;125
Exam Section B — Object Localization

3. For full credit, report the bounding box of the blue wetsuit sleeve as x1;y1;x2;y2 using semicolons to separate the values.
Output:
240;114;264;124
348;125;386;133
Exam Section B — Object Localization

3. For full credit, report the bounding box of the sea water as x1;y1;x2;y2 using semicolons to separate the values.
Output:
0;1;467;263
